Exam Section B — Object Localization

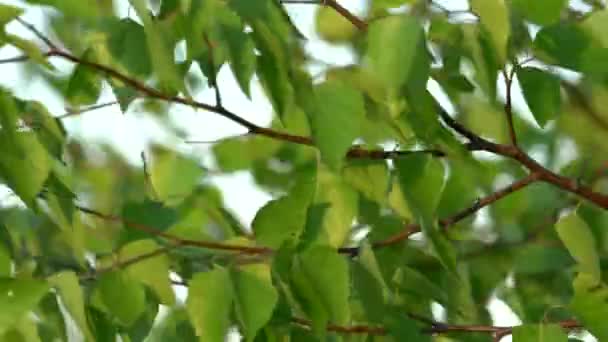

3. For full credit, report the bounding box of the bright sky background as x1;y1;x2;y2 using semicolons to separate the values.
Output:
0;0;596;341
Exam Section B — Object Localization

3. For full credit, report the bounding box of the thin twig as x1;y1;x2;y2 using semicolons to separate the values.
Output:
502;68;518;147
58;100;121;119
76;205;272;255
16;18;57;50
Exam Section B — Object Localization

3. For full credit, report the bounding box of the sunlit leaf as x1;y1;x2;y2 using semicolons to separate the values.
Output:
555;210;601;283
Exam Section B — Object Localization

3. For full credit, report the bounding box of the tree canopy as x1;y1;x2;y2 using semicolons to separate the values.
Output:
1;0;608;341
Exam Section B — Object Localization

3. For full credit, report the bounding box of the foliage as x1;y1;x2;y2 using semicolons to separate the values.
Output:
0;0;607;341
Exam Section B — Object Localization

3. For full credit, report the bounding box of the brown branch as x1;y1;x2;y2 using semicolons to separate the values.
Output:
291;315;582;339
502;68;518;146
76;205;272;255
359;172;540;252
323;0;368;31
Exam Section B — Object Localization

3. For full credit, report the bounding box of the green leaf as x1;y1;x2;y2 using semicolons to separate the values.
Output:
512;324;568;341
231;264;278;342
48;271;94;341
0;4;23;28
105;18;152;77
0;92;51;206
149;145;203;204
365;15;427;89
352;243;388;324
384;307;429;342
253;196;308;249
129;0;182;93
470;0;510;64
119;239;175;305
518;67;561;128
219;12;256;96
187;268;233;342
4;34;53;69
394;155;457;275
311;81;365;170
315;5;357;43
122;200;178;241
24;0;100;19
97;270;146;326
512;0;567;25
555;210;601;283
293;247;350;325
343;160;389;204
570;274;608;341
65;48;102;106
312;166;358;248
0;278;49;334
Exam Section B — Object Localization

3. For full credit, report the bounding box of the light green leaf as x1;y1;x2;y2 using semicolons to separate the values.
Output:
218;11;256;96
65;48;102;106
253;195;308;249
512;324;568;341
582;9;608;48
313;166;358;248
0;92;51;206
555;210;600;283
97;270;146;326
311;81;365;170
48;271;94;342
149;145;203;204
394;155;457;275
471;0;510;64
315;6;357;43
0;278;49;335
570;274;608;341
187;268;233;342
0;246;10;277
0;4;23;28
105;18;152;77
294;246;350;325
343;160;389;204
120;239;175;305
518;67;561;128
24;0;99;19
365;15;426;88
4;34;53;69
512;0;567;26
352;242;388;324
129;0;181;93
231;264;278;342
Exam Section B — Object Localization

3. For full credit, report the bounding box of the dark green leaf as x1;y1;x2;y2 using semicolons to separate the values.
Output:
518;67;561;128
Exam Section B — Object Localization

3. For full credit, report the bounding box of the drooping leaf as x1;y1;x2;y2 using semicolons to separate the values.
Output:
97;270;146;327
343;160;389;204
555;210;601;283
0;4;22;28
365;15;427;89
187;267;233;342
310;81;365;170
315;5;357;43
570;274;608;341
48;271;95;341
120;239;175;305
148;145;203;204
65;48;102;106
121;200;179;241
0;278;49;335
394;155;457;275
470;0;510;64
231;263;278;342
518;67;561;128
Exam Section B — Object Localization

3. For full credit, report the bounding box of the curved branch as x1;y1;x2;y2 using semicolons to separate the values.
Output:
76;205;272;255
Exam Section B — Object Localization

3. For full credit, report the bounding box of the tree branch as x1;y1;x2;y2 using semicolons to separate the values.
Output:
502;68;518;146
75;205;272;255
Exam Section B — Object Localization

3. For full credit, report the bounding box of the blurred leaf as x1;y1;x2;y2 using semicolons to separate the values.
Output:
555;210;600;283
292;246;350;330
311;81;365;170
518;67;561;128
470;0;510;64
149;145;203;203
25;0;100;19
394;155;457;275
343;160;389;204
365;15;427;89
512;324;568;341
97;270;146;326
187;267;233;342
352;243;388;324
0;278;49;334
122;200;178;241
512;0;567;25
0;4;22;28
231;263;278;342
104;18;152;77
48;271;94;341
120;239;175;305
570;274;608;341
315;6;357;43
65;48;102;106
